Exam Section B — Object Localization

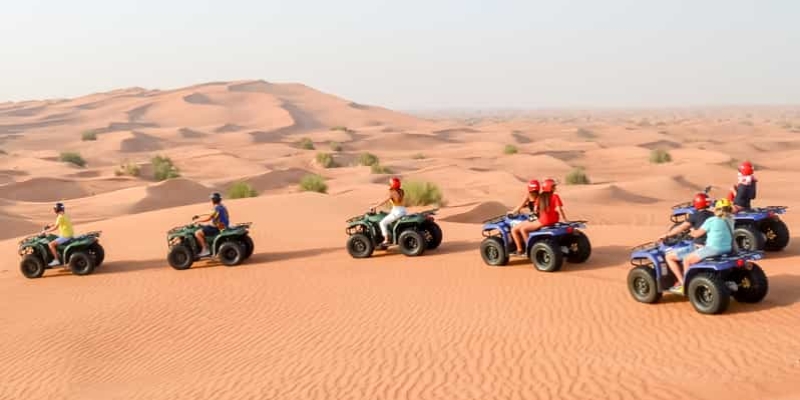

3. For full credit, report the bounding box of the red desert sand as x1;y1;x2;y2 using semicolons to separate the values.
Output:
1;81;799;400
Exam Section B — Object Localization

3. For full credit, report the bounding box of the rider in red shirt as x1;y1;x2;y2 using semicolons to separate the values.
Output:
535;178;567;226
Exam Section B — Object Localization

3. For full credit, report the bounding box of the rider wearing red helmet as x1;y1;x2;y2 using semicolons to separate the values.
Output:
373;176;406;246
509;179;542;255
658;192;716;292
509;178;568;256
727;160;757;213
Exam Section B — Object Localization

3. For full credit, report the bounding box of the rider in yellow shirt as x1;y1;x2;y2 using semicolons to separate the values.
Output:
43;202;74;266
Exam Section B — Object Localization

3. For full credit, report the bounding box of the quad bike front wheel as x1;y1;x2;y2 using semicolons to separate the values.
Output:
168;245;194;270
761;218;790;251
731;263;769;303
347;233;374;258
565;231;591;263
398;229;426;257
20;254;45;279
480;236;508;266
529;240;563;272
218;241;245;266
627;265;662;304
687;272;731;315
69;251;96;276
734;225;765;252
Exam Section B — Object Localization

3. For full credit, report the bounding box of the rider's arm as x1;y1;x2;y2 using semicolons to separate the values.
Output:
373;197;390;209
511;196;528;214
660;221;690;239
689;227;706;238
557;206;567;221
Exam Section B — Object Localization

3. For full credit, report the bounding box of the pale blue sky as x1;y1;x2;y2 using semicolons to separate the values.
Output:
1;0;798;109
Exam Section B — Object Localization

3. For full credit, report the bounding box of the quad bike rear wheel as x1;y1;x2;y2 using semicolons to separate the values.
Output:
627;265;662;304
731;263;769;303
241;235;255;260
88;243;105;267
761;218;790;251
398;229;426;257
420;221;443;250
69;251;95;276
218;241;245;266
529;240;563;272
687;272;730;315
168;244;194;270
480;236;508;266
565;231;591;263
734;225;765;252
20;254;45;279
347;233;374;258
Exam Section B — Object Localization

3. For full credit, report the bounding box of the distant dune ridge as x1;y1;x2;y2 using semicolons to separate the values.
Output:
1;81;800;400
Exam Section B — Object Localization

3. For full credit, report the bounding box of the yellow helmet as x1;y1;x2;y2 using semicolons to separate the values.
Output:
714;198;732;209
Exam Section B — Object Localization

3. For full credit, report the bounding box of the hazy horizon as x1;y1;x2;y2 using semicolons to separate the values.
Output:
2;0;798;110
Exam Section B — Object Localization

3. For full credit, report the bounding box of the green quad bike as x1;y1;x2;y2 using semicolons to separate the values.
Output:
166;218;254;270
345;208;442;258
18;228;105;279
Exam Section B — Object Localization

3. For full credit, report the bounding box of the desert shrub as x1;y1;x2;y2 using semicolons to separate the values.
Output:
81;130;97;141
151;155;180;180
412;153;426;159
0;149;7;155
227;181;258;199
358;152;379;166
299;174;327;193
330;126;353;133
316;152;337;168
650;149;672;164
371;164;393;174
115;161;141;177
297;137;315;150
503;144;518;155
329;141;343;152
565;167;590;185
60;152;86;167
576;128;596;138
403;180;444;206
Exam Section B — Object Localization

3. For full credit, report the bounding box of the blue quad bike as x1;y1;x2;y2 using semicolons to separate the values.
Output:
627;235;768;314
479;213;591;272
669;186;789;252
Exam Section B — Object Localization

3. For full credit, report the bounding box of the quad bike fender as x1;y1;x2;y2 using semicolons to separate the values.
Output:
481;222;511;246
62;237;98;262
19;244;49;261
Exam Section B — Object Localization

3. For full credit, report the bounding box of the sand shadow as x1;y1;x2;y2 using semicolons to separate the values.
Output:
725;273;800;314
248;246;340;263
496;244;631;272
91;259;168;275
758;237;799;260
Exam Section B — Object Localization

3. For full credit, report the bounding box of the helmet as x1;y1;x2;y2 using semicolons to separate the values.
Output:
390;177;401;190
527;179;540;192
738;161;754;176
714;198;732;209
53;202;64;212
692;193;710;210
541;178;556;193
210;192;222;203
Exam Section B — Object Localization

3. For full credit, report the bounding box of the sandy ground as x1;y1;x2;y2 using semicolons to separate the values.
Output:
1;81;799;400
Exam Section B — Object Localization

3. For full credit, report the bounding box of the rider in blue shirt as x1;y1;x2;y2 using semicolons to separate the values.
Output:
194;192;230;256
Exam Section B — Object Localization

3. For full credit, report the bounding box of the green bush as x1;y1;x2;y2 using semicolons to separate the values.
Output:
81;130;97;141
115;161;141;177
503;144;518;155
329;141;343;152
412;153;426;160
299;174;327;193
227;181;258;199
403;180;444;206
330;126;353;133
650;149;672;164
297;138;315;150
371;164;393;174
60;152;86;167
565;167;590;185
316;152;337;168
151;155;180;180
358;152;379;166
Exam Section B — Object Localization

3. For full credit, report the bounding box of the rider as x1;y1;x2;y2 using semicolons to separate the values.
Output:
193;192;230;257
43;202;74;266
727;160;757;213
659;192;714;289
511;178;568;256
373;176;406;246
509;179;541;256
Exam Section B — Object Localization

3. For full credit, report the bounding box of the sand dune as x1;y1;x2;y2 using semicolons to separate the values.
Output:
0;83;799;400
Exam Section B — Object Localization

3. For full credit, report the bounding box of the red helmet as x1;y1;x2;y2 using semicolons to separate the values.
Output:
738;161;754;176
527;179;540;192
390;177;401;189
541;178;556;193
692;193;710;210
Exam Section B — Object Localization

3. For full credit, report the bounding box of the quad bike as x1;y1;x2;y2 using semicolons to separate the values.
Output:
479;213;591;272
627;234;768;315
345;208;442;258
669;185;789;252
18;228;105;279
166;218;254;270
